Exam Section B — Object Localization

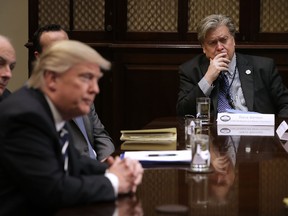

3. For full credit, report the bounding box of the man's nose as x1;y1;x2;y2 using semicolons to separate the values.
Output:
90;82;100;95
0;65;12;79
216;41;225;50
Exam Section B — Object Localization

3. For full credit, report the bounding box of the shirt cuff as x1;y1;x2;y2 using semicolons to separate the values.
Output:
105;172;119;197
198;77;214;96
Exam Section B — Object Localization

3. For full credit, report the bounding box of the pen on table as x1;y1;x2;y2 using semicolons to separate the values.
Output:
148;154;176;157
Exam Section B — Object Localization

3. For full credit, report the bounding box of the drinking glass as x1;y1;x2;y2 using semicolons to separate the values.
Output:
185;115;195;149
196;97;211;124
190;130;210;172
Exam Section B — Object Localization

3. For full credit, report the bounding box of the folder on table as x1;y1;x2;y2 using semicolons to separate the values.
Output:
120;128;177;151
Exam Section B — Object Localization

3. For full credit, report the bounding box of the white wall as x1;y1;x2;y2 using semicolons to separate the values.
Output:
0;0;28;92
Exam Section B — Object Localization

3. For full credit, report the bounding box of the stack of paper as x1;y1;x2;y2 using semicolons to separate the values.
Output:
121;150;191;164
120;128;177;151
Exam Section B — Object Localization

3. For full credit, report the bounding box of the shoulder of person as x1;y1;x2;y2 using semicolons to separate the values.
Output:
180;53;207;69
0;88;11;102
237;52;274;64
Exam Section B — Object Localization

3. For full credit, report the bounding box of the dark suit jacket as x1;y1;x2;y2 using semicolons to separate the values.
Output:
177;53;288;117
0;87;115;216
68;104;115;161
0;88;11;102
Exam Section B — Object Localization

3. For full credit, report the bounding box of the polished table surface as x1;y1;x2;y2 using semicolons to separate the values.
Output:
56;117;288;216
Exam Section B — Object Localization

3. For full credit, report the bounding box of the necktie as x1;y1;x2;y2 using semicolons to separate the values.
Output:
218;72;233;113
59;125;69;173
74;117;97;159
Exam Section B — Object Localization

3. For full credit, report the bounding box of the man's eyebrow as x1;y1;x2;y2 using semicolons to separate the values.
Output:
0;56;6;62
0;56;16;65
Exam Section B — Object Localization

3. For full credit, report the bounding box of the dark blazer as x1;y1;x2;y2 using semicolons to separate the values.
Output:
0;87;115;216
68;104;115;161
0;88;11;102
177;53;288;117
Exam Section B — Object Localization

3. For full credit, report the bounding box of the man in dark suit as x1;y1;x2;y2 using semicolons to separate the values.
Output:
0;40;143;215
0;35;16;102
33;24;114;161
177;14;288;117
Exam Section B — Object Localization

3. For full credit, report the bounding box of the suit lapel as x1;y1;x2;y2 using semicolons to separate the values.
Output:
72;117;94;148
71;118;86;140
237;54;254;110
32;88;64;155
82;115;94;145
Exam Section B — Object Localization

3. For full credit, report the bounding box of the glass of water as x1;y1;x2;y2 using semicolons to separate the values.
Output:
196;97;211;124
190;131;210;172
185;115;195;149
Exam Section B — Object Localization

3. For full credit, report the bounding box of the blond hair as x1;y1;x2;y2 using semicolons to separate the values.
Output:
27;40;111;88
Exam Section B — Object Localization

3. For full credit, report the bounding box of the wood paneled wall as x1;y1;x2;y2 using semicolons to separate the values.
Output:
28;0;288;147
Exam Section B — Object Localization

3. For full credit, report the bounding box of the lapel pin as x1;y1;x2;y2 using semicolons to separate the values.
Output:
245;69;251;75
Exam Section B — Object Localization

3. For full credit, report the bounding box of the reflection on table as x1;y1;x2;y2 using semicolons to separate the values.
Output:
55;195;143;216
57;117;288;216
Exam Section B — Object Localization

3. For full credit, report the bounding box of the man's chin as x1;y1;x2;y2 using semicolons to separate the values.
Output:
80;106;91;115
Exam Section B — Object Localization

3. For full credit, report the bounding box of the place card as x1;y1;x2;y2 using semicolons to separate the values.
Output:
276;121;288;153
276;120;288;140
217;113;275;126
217;125;274;136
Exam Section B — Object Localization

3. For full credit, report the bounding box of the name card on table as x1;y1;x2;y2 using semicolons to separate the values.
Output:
276;121;288;153
217;125;275;136
217;113;275;126
276;121;288;140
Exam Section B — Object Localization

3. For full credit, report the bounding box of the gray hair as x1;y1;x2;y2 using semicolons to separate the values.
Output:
197;14;236;45
27;40;111;88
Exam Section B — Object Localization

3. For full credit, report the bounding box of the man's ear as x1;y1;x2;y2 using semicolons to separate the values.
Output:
203;48;206;54
201;44;206;54
34;51;40;59
44;71;58;91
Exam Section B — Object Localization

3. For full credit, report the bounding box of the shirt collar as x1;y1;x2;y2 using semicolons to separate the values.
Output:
44;95;65;132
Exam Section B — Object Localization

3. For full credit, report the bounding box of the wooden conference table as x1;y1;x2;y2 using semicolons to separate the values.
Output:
56;116;288;216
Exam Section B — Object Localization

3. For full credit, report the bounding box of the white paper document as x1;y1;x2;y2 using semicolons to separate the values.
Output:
121;150;191;163
217;113;275;126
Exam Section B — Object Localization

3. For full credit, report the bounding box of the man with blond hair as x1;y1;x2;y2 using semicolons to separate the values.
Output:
33;24;115;162
0;40;143;215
